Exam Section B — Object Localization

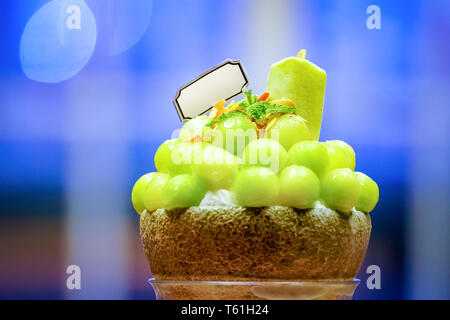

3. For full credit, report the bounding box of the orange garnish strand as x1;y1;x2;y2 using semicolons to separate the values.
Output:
257;92;270;101
270;99;295;107
265;117;279;132
223;100;235;113
213;99;227;120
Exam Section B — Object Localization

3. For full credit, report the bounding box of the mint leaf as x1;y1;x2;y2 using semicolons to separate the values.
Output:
238;100;250;110
244;90;257;105
265;104;296;114
205;110;246;127
238;100;295;121
246;103;267;119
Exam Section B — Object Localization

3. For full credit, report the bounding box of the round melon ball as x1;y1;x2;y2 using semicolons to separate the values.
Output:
355;172;379;212
192;145;240;190
324;140;355;171
131;172;167;214
179;115;213;143
267;114;313;150
279;165;320;209
212;114;257;156
321;168;361;213
143;172;170;211
243;138;287;173
167;142;204;176
154;139;180;173
162;174;207;209
286;141;329;178
232;167;279;207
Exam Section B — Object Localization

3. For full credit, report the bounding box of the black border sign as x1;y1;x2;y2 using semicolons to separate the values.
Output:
173;60;249;122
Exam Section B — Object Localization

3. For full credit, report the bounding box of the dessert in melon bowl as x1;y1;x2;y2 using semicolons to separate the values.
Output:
132;50;379;300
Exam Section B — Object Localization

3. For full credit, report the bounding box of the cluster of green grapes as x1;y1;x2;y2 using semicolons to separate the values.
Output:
132;114;379;215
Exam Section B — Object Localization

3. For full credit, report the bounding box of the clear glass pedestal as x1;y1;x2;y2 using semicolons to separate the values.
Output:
149;278;360;300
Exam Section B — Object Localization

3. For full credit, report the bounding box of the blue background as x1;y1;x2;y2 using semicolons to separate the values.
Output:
0;0;448;299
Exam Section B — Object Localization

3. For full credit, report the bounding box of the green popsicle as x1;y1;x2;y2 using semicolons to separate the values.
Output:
267;50;326;140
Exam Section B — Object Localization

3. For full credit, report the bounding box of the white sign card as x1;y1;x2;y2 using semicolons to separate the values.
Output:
173;60;249;121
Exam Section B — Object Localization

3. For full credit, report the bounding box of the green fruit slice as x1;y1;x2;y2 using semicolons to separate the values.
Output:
324;140;356;171
179;115;213;143
232;167;279;207
266;114;313;151
167;142;204;176
144;173;170;211
279;165;320;209
131;172;166;214
243;138;287;173
212;113;257;156
162;174;207;209
286;141;329;178
321;168;361;213
355;172;379;212
154;139;180;173
192;145;240;190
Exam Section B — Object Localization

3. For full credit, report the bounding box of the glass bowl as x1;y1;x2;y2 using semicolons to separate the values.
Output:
149;278;360;300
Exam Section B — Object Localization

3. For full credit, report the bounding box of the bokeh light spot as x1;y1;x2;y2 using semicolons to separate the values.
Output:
108;0;152;55
20;0;97;83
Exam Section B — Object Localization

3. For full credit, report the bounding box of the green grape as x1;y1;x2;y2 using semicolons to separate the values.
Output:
212;114;257;156
279;165;320;209
321;168;361;213
131;172;159;214
192;145;240;190
154;139;180;173
243;138;287;173
162;174;207;209
143;172;170;211
324;140;355;171
267;114;313;150
179;115;213;143
286;141;329;178
167;142;204;176
355;172;379;212
232;167;279;207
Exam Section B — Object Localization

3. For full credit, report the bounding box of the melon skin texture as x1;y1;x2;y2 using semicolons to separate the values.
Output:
267;57;327;140
140;206;371;282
